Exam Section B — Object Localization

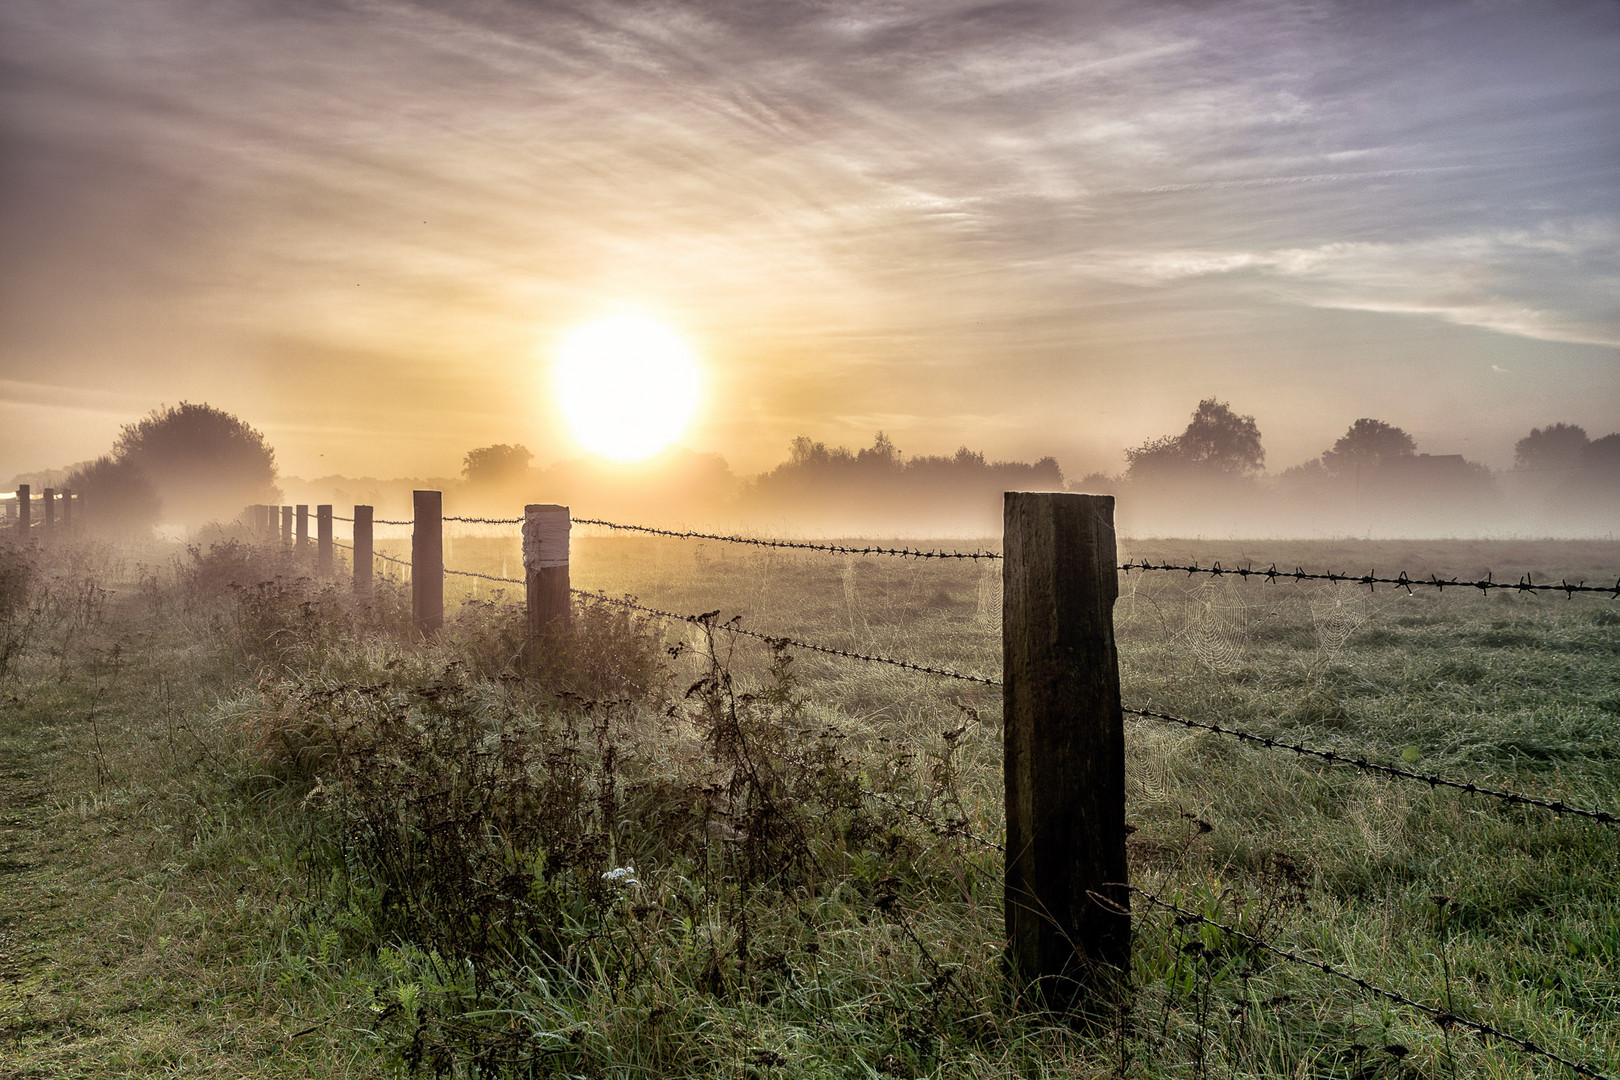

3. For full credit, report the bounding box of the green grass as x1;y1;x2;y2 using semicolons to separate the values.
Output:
1;529;1616;1078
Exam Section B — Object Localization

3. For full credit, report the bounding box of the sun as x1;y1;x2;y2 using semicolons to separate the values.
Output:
553;313;703;462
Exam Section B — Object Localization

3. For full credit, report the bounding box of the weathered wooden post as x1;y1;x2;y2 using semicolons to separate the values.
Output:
17;486;30;534
412;490;443;636
1003;491;1129;1016
316;505;333;576
523;504;572;665
353;505;373;597
61;490;73;529
280;505;293;547
295;504;310;557
42;488;55;534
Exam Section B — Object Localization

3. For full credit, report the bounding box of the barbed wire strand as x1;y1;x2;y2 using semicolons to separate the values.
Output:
1119;884;1615;1080
571;588;1002;687
1120;560;1620;598
572;517;1002;561
1123;704;1618;825
445;567;526;586
443;515;524;525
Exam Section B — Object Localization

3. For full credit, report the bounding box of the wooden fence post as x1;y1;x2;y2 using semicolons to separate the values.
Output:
42;489;55;534
17;486;30;534
295;504;309;556
61;490;73;529
523;504;572;664
281;505;293;547
353;505;373;597
412;490;443;637
1003;491;1129;1016
316;505;333;576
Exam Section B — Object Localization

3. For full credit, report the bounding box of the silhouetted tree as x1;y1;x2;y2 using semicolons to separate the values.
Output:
1514;423;1589;472
113;403;280;525
463;444;534;485
1125;399;1264;482
1321;418;1417;475
65;455;162;534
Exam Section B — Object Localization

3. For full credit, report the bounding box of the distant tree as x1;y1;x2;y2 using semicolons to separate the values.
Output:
113;402;280;525
463;444;534;485
1514;423;1589;471
1320;419;1417;476
856;431;900;471
64;455;161;533
1124;399;1265;482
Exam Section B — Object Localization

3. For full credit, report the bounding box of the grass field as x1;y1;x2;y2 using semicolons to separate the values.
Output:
1;526;1616;1078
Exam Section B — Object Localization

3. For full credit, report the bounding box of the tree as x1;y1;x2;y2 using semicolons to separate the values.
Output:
463;444;534;485
1125;399;1265;482
1514;423;1589;471
1320;418;1417;476
64;455;162;534
113;403;280;525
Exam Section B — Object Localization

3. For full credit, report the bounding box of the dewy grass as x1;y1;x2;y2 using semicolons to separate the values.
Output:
1;530;1616;1078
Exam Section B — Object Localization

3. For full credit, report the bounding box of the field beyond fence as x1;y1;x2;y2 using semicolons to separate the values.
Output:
1;493;1616;1079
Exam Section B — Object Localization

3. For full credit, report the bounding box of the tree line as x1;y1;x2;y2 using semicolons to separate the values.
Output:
11;399;1616;537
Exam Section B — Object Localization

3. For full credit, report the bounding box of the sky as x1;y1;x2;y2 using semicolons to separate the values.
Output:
2;0;1617;488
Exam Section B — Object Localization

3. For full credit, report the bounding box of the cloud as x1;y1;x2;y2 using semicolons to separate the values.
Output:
1082;221;1620;347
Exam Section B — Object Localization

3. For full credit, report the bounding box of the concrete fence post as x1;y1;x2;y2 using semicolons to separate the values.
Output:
1003;491;1130;1016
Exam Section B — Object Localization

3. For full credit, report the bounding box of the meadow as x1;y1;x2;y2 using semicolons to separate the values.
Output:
0;525;1616;1078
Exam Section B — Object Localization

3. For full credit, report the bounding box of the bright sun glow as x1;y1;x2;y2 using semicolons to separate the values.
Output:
554;314;702;462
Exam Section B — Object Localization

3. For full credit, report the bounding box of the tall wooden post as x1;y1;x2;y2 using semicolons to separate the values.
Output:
353;505;373;597
316;505;333;575
1003;491;1129;1015
281;505;293;547
61;491;73;529
42;488;55;533
523;504;571;664
295;504;310;556
17;486;30;534
412;490;443;636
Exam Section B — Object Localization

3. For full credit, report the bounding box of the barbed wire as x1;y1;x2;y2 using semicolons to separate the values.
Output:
1120;560;1620;598
1121;884;1615;1080
443;515;524;525
1123;704;1618;825
571;588;1003;687
444;567;526;586
332;514;353;523
572;517;1002;561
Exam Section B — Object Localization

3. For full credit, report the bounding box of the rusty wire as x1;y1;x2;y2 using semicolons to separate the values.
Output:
1123;704;1618;825
1120;559;1620;598
1122;884;1615;1080
443;515;525;525
572;517;1002;560
571;588;1002;686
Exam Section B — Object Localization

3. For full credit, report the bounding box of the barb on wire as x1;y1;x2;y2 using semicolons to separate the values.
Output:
372;550;412;569
1124;704;1618;825
332;514;353;523
1122;884;1614;1080
371;517;414;526
443;515;524;525
1119;560;1620;598
572;588;1002;687
444;567;525;586
572;517;1001;561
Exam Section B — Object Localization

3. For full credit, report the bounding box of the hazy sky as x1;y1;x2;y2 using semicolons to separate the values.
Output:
3;0;1617;486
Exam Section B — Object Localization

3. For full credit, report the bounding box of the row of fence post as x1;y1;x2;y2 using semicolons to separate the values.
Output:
4;484;77;536
244;488;1126;1019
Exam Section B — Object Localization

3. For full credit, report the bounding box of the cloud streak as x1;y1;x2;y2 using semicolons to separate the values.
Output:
1;0;1616;481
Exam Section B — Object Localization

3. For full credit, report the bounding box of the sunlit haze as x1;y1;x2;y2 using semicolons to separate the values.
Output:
1;0;1616;522
555;314;703;463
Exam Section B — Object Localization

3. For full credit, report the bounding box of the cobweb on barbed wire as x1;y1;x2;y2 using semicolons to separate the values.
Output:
1309;588;1371;656
1184;583;1248;674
